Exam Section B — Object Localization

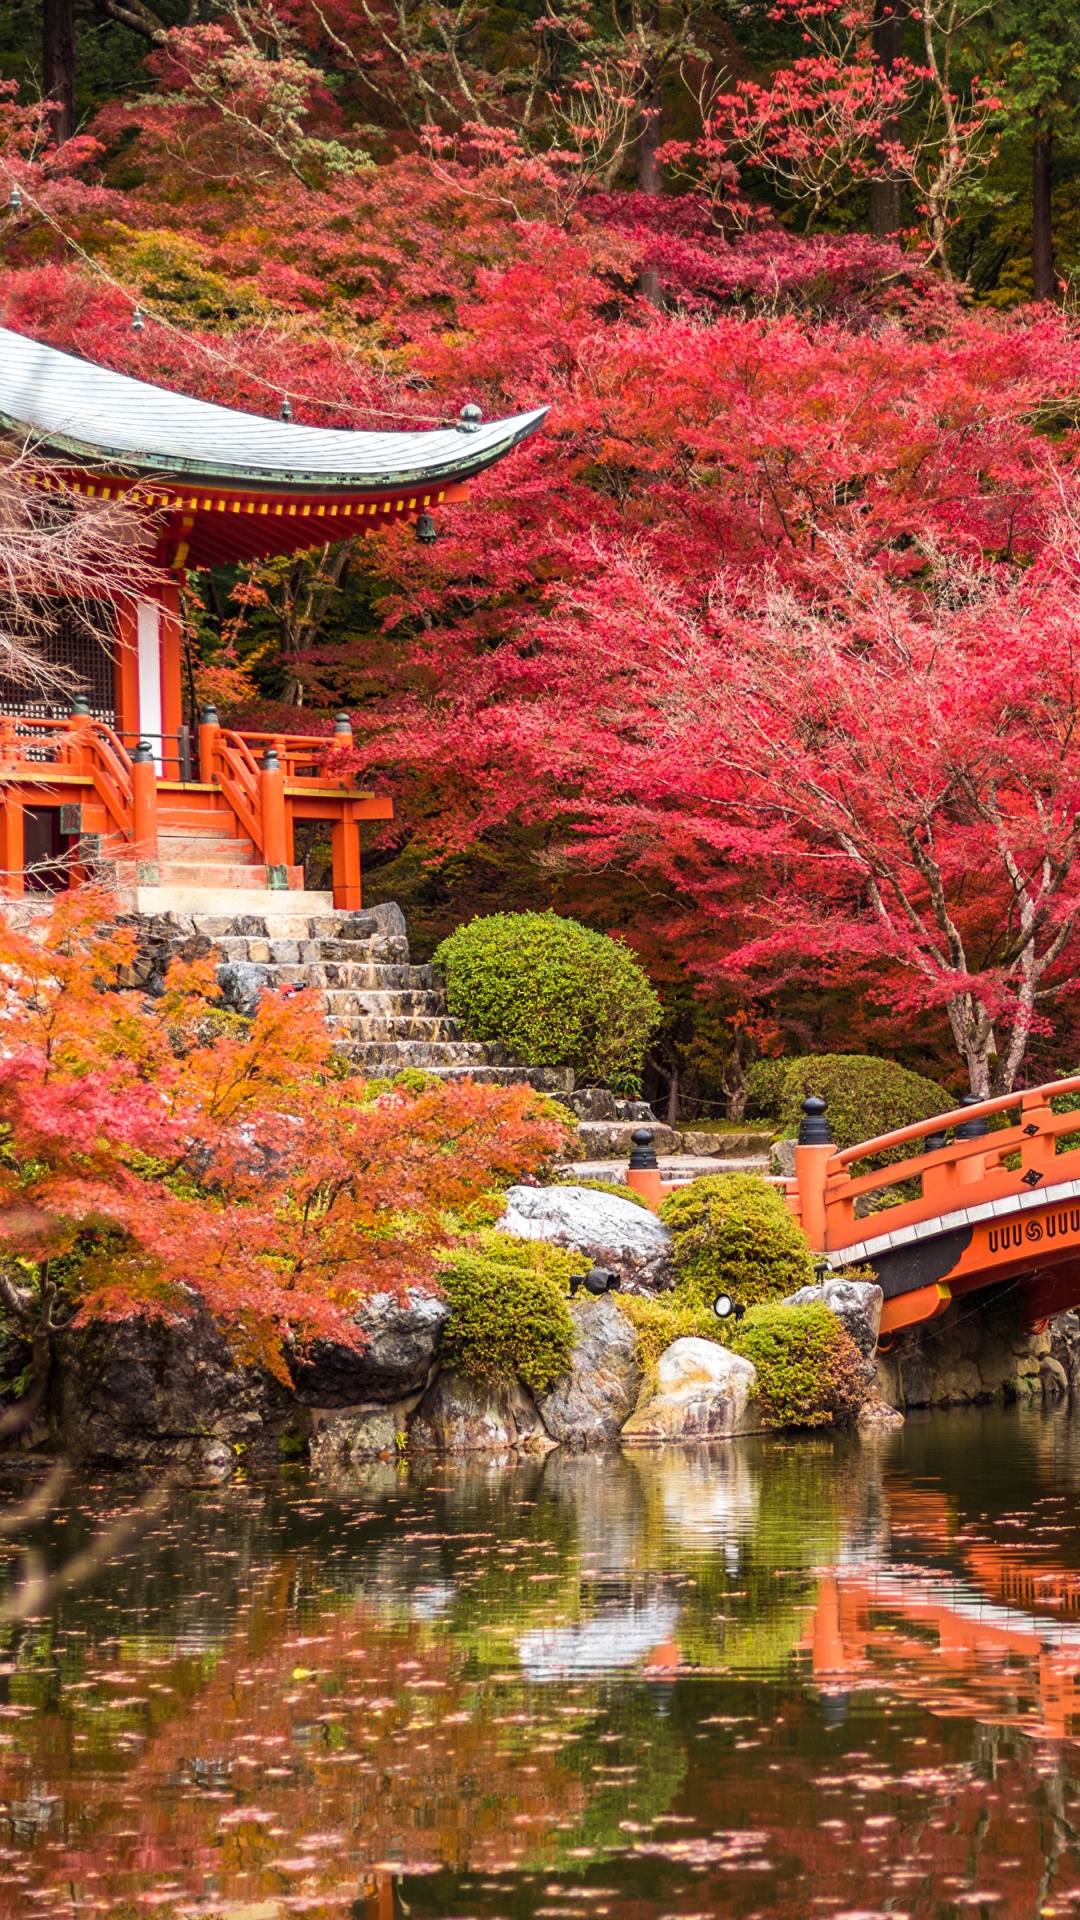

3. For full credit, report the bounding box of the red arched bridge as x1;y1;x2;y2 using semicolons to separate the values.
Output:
785;1076;1080;1339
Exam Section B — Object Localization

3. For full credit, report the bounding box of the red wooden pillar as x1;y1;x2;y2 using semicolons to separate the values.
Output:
260;749;289;881
198;707;221;785
0;793;24;896
131;740;159;870
114;596;140;744
331;811;362;910
159;581;184;778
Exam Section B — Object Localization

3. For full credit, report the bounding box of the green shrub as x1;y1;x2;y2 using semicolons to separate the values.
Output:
660;1172;815;1310
615;1292;724;1369
744;1053;948;1161
730;1302;870;1428
433;911;661;1094
437;1231;583;1393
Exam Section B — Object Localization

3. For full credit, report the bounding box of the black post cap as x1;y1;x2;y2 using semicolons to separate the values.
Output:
797;1095;833;1145
333;712;353;734
955;1093;990;1140
131;739;154;764
70;694;91;717
200;705;220;726
629;1127;659;1170
261;747;281;772
923;1130;947;1154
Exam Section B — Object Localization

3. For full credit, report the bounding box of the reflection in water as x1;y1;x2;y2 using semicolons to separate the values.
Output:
3;1409;1080;1915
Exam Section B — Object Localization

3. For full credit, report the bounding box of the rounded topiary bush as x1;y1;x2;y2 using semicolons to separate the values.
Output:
745;1053;948;1160
730;1302;871;1428
437;1232;582;1394
660;1171;815;1311
433;912;661;1094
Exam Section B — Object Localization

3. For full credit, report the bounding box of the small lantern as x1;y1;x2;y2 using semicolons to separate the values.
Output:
415;512;438;545
7;184;22;214
280;399;293;422
132;307;145;335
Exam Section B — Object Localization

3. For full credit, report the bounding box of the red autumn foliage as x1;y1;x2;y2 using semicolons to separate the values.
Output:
0;892;571;1379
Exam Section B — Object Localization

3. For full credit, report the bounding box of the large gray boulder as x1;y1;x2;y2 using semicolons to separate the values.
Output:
292;1290;449;1406
410;1370;554;1453
784;1276;883;1359
620;1338;759;1444
499;1184;673;1292
535;1295;643;1449
56;1310;297;1470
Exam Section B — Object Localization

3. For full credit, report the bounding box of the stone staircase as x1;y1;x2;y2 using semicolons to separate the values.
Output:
157;897;570;1088
156;825;303;895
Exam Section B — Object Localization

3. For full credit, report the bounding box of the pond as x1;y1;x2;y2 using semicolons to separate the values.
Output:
2;1407;1080;1919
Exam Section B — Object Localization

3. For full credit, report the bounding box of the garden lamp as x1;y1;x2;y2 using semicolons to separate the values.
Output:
713;1293;745;1321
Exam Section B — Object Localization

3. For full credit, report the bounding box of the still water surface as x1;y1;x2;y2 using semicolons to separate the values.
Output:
2;1409;1080;1919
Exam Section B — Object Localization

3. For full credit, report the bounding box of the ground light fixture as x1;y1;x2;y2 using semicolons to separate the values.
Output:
569;1267;621;1298
713;1293;745;1321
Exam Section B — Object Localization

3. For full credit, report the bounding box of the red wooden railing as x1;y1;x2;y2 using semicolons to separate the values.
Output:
789;1076;1080;1252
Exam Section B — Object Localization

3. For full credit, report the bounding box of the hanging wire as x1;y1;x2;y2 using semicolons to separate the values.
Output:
0;168;454;431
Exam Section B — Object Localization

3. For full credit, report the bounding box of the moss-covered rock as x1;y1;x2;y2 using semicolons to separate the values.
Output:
730;1302;871;1428
660;1172;815;1312
437;1232;583;1395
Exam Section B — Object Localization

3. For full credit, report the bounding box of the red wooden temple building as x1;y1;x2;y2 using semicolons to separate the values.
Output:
0;326;545;912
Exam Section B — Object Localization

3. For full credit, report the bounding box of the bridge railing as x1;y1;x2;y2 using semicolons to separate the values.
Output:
791;1075;1080;1253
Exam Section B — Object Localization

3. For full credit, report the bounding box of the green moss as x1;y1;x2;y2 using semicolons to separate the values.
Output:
433;911;661;1094
438;1231;584;1394
557;1177;654;1208
730;1302;870;1428
660;1172;815;1310
745;1053;948;1162
615;1293;724;1369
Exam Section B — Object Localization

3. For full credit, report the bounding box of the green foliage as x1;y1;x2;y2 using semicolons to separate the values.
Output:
660;1172;815;1311
745;1053;947;1160
730;1302;870;1428
437;1231;583;1393
615;1292;724;1369
556;1177;654;1208
433;912;661;1094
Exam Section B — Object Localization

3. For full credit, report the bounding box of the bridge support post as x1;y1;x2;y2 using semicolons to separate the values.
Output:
794;1095;834;1252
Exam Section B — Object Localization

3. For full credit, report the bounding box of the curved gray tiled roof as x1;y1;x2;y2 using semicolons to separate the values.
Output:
0;325;547;488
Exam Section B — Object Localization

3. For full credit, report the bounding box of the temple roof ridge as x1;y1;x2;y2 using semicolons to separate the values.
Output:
0;325;547;489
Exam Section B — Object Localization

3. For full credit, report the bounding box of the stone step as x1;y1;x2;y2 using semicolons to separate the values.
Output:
335;1038;508;1069
326;1014;462;1042
320;989;454;1019
427;1063;576;1093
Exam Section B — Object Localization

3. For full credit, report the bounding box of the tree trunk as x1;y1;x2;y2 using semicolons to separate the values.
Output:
43;0;76;146
635;41;663;307
1033;125;1055;302
868;0;907;238
666;1058;679;1127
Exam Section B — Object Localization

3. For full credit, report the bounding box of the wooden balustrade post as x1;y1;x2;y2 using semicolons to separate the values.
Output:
131;739;159;877
955;1094;989;1186
259;748;289;887
198;705;221;785
794;1095;834;1252
331;815;362;911
0;793;25;897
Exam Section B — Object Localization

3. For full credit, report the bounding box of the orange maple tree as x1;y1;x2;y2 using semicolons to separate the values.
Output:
0;889;570;1412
